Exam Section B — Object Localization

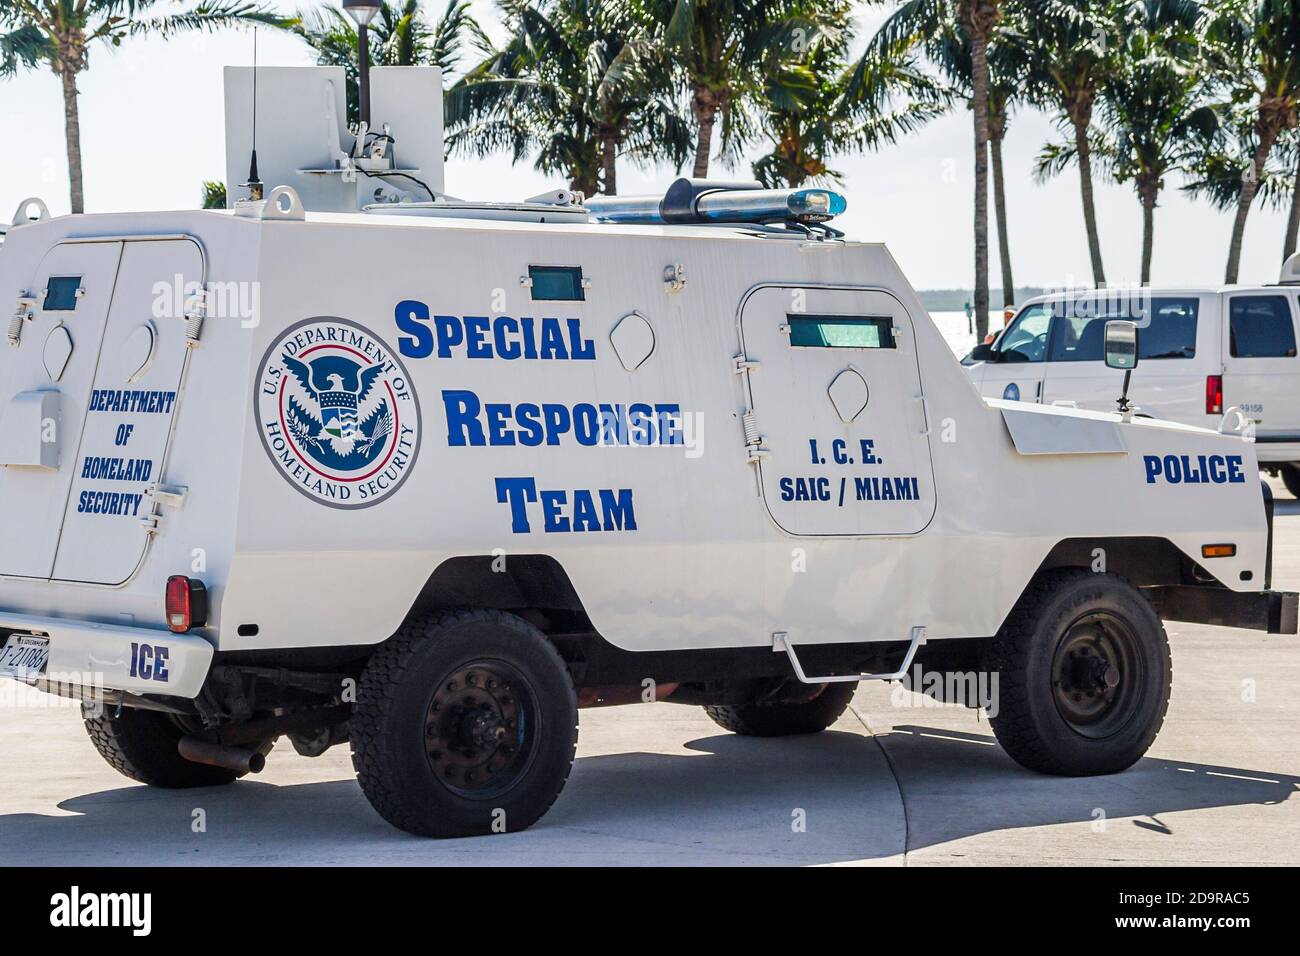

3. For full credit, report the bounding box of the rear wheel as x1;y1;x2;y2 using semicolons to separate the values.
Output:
350;609;578;838
1280;463;1300;499
704;680;858;737
985;569;1171;776
83;706;240;788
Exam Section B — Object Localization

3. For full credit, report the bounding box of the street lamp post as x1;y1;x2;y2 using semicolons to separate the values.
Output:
342;0;381;128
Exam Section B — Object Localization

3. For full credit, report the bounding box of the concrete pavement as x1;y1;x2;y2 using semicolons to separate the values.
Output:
2;483;1296;865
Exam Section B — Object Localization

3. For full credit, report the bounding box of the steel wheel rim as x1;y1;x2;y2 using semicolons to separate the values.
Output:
1051;610;1143;740
423;659;539;799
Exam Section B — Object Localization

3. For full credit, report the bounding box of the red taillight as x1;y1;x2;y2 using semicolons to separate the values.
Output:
1206;374;1223;415
165;575;207;633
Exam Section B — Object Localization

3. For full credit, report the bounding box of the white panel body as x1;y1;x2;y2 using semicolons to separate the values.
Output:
0;205;1276;699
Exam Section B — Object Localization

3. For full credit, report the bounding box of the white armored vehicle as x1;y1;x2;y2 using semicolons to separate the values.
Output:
0;67;1295;837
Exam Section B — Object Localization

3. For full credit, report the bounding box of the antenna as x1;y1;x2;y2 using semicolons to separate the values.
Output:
243;28;264;202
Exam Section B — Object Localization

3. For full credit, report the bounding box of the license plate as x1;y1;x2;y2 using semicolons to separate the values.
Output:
0;634;50;680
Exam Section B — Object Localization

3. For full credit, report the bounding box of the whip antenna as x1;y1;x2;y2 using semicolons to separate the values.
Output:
243;28;264;201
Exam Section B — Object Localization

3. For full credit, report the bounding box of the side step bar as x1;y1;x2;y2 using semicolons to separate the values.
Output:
774;626;927;684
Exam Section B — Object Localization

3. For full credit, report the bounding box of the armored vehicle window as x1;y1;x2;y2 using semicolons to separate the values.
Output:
787;315;895;349
527;265;585;301
43;276;81;311
997;304;1051;362
1230;295;1297;358
1048;297;1199;362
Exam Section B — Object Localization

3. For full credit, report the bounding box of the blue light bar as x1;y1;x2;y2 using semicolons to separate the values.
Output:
584;179;846;226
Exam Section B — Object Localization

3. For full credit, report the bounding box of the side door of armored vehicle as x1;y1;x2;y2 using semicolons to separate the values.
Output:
974;300;1051;403
0;235;205;584
1221;291;1300;449
1039;294;1209;423
737;285;936;536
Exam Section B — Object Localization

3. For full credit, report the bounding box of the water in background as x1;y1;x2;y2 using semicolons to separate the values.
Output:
928;310;1004;358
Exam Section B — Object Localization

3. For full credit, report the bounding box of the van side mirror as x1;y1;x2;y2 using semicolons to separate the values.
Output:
1105;320;1139;417
1104;320;1139;370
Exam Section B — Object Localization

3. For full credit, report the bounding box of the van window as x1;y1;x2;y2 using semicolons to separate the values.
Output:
997;304;1051;362
1229;296;1297;358
1048;297;1199;362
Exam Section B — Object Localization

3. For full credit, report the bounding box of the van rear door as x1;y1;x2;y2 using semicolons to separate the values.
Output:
51;238;205;585
1222;293;1300;457
0;240;124;578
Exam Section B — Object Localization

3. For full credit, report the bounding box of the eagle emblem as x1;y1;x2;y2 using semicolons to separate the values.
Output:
256;317;421;509
281;352;393;471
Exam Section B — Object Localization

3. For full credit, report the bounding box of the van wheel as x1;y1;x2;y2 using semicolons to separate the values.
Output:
351;609;578;838
82;706;240;788
1281;463;1300;499
985;569;1171;776
704;680;858;736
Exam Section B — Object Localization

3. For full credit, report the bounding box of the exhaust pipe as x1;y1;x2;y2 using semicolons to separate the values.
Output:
178;736;266;775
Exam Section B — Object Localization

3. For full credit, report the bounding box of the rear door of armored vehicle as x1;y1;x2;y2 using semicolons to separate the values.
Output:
0;236;205;584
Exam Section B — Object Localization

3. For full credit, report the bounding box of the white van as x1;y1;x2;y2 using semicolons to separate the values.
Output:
963;266;1300;495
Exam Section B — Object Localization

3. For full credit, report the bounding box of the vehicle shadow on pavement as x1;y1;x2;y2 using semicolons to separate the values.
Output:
2;721;1294;865
867;723;1300;862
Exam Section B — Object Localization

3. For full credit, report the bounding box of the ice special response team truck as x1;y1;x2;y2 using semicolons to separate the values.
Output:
0;65;1295;838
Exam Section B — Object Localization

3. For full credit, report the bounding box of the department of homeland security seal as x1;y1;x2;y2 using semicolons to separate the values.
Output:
256;317;421;509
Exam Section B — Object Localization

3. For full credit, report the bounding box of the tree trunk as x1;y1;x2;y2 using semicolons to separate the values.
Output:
1282;154;1299;262
59;63;85;214
602;134;618;196
1225;126;1280;283
691;86;718;179
1140;194;1155;285
990;129;1014;307
1072;116;1105;286
969;32;992;342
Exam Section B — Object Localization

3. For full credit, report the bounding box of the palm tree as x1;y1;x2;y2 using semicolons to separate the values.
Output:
201;180;228;209
1202;0;1300;283
638;0;835;179
1281;130;1300;259
752;6;945;189
1098;0;1212;283
865;0;1004;338
1184;110;1298;260
1018;0;1119;287
293;0;486;127
0;0;284;214
446;0;690;197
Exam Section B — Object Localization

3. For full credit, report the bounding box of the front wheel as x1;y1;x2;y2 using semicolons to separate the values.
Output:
985;569;1171;776
350;609;578;838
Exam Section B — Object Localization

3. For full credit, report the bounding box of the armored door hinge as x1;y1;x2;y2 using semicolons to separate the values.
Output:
183;288;207;347
8;293;35;347
741;410;769;463
733;355;760;375
139;483;187;536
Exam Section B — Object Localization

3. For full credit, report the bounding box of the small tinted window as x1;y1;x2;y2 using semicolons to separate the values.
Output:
1230;296;1297;358
997;304;1051;362
43;276;81;311
1048;297;1199;362
528;265;585;301
788;315;895;349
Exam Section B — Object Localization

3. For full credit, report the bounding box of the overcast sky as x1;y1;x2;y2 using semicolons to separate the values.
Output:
0;2;1292;290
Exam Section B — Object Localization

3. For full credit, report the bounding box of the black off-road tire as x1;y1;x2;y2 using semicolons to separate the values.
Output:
704;680;858;737
985;569;1171;776
1280;463;1300;499
82;706;239;788
351;609;578;838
